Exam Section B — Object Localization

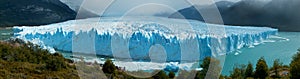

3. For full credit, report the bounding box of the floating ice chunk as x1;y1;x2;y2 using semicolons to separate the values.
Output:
234;52;239;55
195;68;203;71
164;62;180;72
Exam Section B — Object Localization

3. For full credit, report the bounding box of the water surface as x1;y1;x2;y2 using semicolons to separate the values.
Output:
221;32;300;75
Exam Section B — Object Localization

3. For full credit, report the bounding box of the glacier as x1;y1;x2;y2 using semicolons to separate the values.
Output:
13;16;278;62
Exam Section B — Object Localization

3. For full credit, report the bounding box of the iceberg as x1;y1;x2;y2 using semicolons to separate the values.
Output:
13;16;277;62
164;62;180;72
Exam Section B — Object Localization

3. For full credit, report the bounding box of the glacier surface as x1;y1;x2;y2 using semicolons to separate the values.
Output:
13;16;277;62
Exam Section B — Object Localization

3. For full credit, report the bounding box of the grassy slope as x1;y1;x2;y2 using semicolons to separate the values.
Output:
0;39;148;79
0;39;80;78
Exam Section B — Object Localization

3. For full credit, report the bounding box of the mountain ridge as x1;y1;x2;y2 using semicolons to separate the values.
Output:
169;0;300;32
0;0;76;27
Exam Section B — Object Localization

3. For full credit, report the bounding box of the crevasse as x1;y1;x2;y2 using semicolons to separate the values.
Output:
13;16;278;62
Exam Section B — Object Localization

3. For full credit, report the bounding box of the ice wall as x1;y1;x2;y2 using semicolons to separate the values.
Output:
13;17;278;62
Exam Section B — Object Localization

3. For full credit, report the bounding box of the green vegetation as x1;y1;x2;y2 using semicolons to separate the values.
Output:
0;39;185;79
245;62;254;78
0;39;134;79
100;57;223;79
1;38;300;79
102;59;116;74
195;57;222;79
0;0;76;27
254;57;269;79
225;49;300;79
168;71;175;79
271;59;282;78
100;59;177;79
230;64;246;79
152;70;168;79
228;58;288;79
0;39;78;78
290;49;300;79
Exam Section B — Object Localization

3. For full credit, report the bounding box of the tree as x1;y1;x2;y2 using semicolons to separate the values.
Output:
290;50;300;79
271;59;282;78
245;62;253;78
254;57;268;79
169;71;175;79
152;70;168;79
230;64;246;79
102;59;116;74
195;57;221;79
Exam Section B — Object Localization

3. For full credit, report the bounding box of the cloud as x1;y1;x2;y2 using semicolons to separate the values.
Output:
170;0;300;31
100;0;192;16
61;0;241;17
122;3;177;16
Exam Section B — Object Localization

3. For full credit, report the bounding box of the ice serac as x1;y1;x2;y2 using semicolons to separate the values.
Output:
13;17;278;62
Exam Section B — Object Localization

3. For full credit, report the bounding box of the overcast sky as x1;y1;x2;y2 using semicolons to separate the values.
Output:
103;0;243;16
61;0;242;16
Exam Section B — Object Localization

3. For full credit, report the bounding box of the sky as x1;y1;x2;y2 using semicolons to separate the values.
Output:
59;0;300;31
60;0;242;16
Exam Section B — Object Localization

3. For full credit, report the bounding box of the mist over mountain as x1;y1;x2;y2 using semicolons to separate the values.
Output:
169;0;300;31
59;0;194;17
0;0;76;27
59;0;99;18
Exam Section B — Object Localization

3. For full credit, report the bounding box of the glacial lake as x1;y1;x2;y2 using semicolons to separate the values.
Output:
220;32;300;75
1;28;299;76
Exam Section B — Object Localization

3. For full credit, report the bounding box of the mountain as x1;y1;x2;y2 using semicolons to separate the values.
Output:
169;0;300;31
169;1;234;23
59;0;99;19
0;0;76;27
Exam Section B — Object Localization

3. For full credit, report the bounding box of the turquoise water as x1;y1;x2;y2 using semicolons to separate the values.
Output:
220;32;300;75
57;32;300;75
0;28;13;40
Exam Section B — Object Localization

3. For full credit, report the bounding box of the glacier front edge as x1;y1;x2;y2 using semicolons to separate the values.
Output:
13;17;278;62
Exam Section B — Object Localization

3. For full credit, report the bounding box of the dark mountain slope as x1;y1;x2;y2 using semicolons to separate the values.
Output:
169;0;300;31
0;0;76;27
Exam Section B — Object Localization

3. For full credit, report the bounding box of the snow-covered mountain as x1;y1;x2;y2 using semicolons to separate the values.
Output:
13;16;277;62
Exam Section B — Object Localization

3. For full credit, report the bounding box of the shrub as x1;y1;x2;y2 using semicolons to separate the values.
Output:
195;57;221;79
152;70;168;79
169;71;175;78
102;59;116;74
271;59;282;78
290;50;300;79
